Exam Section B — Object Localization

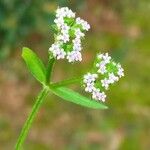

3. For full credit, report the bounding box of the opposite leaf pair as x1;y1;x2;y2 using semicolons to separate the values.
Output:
22;47;107;109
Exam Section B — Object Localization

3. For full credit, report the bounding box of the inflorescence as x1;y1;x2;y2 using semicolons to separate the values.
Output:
49;7;90;62
83;53;124;102
48;7;124;103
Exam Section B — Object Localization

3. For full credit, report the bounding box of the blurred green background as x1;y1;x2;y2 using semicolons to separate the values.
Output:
0;0;150;149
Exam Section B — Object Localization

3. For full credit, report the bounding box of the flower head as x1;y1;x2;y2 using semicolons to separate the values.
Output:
49;7;90;62
83;52;124;102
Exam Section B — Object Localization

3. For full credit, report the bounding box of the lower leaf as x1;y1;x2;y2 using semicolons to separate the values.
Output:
49;86;108;109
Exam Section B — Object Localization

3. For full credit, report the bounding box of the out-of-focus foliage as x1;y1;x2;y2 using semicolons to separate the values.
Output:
0;0;54;60
0;0;85;60
0;0;150;150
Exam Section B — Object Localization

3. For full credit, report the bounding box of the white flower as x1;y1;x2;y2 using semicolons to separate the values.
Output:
73;38;82;51
67;51;82;62
99;92;106;102
75;28;85;38
73;43;82;51
102;53;111;64
66;9;75;18
57;33;70;43
117;64;124;78
54;17;64;29
96;62;107;74
56;7;66;18
85;82;95;93
92;89;106;102
92;88;100;100
101;78;109;90
82;21;90;31
108;73;119;84
73;37;81;44
61;24;70;34
83;73;98;84
76;17;83;25
49;43;60;52
56;7;75;19
76;17;90;31
56;49;66;59
49;43;66;59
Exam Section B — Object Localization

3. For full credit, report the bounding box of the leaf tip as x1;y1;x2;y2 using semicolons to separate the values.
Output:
22;47;29;57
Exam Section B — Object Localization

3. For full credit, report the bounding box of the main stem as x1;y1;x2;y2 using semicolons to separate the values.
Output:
15;58;55;149
15;88;49;150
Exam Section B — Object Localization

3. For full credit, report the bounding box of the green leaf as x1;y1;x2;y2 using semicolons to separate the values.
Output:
22;47;46;84
50;87;108;109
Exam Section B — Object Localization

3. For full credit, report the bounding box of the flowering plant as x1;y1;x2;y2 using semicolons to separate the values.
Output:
15;7;124;149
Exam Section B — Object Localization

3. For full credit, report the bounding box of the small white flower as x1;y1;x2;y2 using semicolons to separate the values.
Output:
73;38;81;46
56;8;66;18
82;21;90;31
108;73;119;84
97;62;107;74
102;53;111;64
73;44;82;51
56;7;75;19
76;17;90;31
67;51;82;62
73;38;82;51
76;17;83;24
49;43;66;59
66;9;75;18
49;43;60;53
92;88;106;102
56;49;66;59
54;17;64;29
83;73;98;84
75;28;85;38
92;88;100;100
101;78;109;90
61;24;70;33
117;64;124;78
85;82;95;93
57;33;70;43
99;92;106;102
62;34;70;43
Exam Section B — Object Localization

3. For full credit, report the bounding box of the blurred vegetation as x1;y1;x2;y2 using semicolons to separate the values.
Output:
0;0;150;150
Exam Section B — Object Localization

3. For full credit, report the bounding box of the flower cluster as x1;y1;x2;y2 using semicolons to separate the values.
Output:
83;53;124;102
49;7;90;62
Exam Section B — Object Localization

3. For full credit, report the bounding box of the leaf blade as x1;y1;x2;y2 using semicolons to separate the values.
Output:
50;87;108;109
22;47;46;84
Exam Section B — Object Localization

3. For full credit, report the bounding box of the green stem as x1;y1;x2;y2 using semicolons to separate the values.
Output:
46;57;55;84
50;77;82;88
15;88;49;150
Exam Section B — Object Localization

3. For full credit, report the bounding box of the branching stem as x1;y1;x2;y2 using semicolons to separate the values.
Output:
50;77;82;87
46;57;55;84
